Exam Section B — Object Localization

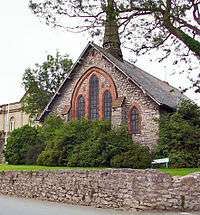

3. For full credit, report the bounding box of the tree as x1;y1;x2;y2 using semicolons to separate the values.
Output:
22;52;73;117
30;0;200;57
5;125;45;165
157;100;200;167
29;0;200;92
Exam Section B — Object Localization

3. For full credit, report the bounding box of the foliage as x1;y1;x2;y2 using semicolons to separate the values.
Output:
37;118;151;168
29;0;200;92
22;52;73;117
157;100;200;168
4;115;151;168
37;119;93;166
5;125;45;165
111;144;152;169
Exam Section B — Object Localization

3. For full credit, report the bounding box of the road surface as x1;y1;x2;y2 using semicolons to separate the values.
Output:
0;195;198;215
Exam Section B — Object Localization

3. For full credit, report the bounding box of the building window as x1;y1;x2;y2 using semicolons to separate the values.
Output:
90;75;99;120
77;95;85;119
130;107;140;134
9;116;15;131
103;91;112;120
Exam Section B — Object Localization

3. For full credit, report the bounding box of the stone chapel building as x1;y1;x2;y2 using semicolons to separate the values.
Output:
38;42;186;149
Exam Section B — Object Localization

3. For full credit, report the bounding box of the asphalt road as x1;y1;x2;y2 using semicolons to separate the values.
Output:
0;195;198;215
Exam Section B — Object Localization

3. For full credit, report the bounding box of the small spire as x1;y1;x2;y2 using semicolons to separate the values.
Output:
103;0;123;61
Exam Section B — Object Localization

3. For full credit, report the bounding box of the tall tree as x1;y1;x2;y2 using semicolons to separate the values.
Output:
29;0;199;56
29;0;200;92
22;52;73;118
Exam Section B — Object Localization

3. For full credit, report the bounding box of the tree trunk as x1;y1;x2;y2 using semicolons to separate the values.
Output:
103;0;123;61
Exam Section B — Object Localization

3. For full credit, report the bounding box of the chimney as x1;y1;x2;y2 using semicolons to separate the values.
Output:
103;0;123;61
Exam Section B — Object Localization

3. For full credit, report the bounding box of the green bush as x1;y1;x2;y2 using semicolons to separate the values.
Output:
38;118;151;168
157;100;200;167
5;114;152;169
37;119;93;166
5;125;45;165
111;144;152;169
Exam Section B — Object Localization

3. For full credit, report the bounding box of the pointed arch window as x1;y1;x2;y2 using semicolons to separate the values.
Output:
90;75;99;120
9;116;15;132
130;107;140;134
77;95;85;119
103;91;112;120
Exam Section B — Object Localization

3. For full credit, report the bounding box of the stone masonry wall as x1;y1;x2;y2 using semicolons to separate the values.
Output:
49;49;160;149
0;169;200;212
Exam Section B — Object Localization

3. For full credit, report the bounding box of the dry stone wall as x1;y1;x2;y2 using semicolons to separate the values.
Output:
0;169;200;212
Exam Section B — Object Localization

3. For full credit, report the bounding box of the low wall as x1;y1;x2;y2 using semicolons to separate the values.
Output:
0;169;200;212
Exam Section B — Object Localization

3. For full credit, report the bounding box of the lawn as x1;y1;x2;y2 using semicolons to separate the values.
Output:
160;168;200;176
0;165;200;176
0;164;107;171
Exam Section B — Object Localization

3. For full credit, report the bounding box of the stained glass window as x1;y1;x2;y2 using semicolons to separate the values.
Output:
90;75;99;120
130;108;140;134
104;91;112;120
77;95;85;119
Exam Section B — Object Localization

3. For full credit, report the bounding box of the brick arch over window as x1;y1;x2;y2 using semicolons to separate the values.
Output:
71;67;117;120
128;102;142;134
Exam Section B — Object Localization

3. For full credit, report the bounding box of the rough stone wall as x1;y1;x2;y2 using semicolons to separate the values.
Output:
50;49;160;149
0;169;200;212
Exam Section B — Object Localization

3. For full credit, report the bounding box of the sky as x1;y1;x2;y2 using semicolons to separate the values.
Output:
0;1;199;105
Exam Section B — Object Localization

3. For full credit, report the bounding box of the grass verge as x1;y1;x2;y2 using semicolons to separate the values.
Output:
0;164;107;171
160;168;200;176
0;165;200;176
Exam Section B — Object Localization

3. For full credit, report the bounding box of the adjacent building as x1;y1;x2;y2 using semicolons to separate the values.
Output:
0;98;30;163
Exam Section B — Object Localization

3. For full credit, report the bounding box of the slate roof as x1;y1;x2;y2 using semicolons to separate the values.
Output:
92;43;186;109
38;42;186;121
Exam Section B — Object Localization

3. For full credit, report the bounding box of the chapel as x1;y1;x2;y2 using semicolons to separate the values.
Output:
38;7;186;149
38;41;185;149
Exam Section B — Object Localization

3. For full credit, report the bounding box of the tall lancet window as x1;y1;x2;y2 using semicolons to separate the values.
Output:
77;95;85;119
104;91;112;120
90;75;99;120
9;116;15;132
130;107;140;134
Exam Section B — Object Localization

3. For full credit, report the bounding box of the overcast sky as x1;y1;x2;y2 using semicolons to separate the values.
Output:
0;1;199;105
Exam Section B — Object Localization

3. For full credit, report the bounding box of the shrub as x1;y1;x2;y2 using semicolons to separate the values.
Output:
5;125;44;165
157;100;200;167
111;144;152;169
37;119;93;166
57;121;151;168
6;114;152;168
